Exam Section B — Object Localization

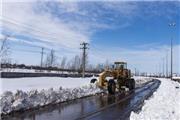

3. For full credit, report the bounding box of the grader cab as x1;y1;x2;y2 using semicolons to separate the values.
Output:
91;62;135;94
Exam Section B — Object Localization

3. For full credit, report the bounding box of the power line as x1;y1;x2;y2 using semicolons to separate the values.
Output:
1;17;58;37
1;17;68;45
10;40;68;61
1;17;91;52
2;18;77;55
11;48;43;54
9;38;66;55
1;18;82;55
3;32;50;51
9;41;43;49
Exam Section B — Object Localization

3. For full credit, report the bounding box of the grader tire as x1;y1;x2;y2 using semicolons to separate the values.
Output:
130;79;135;90
90;78;97;83
108;79;116;94
127;79;135;90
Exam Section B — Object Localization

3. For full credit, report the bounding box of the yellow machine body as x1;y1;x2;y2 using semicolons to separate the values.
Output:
94;62;135;94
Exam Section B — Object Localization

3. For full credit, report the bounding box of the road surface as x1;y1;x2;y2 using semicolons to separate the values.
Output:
2;79;161;120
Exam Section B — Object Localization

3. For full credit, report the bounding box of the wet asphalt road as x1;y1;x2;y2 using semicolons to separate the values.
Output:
2;79;161;120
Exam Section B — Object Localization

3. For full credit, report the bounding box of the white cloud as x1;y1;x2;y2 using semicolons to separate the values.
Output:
1;1;179;74
0;33;5;40
1;1;136;51
1;1;90;49
89;44;180;74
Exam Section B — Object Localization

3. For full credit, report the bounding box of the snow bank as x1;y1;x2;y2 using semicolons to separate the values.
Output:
0;76;152;95
0;77;102;115
0;84;101;115
173;76;180;79
0;76;154;115
173;76;180;82
133;76;153;87
0;77;95;94
130;78;180;120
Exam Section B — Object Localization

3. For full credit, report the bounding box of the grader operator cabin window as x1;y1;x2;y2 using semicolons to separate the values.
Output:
114;62;127;69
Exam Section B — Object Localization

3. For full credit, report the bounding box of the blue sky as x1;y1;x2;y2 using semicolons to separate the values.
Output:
0;1;180;74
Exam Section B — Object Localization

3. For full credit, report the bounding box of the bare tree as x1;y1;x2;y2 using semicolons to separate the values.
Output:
60;56;67;69
66;60;71;70
68;55;81;70
0;35;11;64
74;55;81;70
105;59;109;69
65;55;82;74
44;49;57;67
87;64;94;71
95;63;104;72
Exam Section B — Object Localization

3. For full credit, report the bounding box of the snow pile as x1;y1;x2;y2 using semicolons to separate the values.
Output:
1;68;37;73
130;78;180;120
0;77;102;115
173;76;180;79
0;77;96;94
0;76;156;115
173;76;180;82
0;84;101;115
133;76;153;87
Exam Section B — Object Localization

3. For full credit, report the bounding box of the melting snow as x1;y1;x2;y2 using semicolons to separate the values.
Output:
130;78;180;120
0;84;101;115
0;77;102;115
0;76;153;115
0;77;96;94
133;76;153;87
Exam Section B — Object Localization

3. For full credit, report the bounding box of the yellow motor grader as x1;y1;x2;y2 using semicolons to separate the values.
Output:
91;62;135;94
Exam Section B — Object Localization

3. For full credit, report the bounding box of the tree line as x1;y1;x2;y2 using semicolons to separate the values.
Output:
0;37;110;73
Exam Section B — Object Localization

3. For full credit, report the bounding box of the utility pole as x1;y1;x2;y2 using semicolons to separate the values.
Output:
159;62;161;77
170;38;173;80
169;22;176;80
166;51;168;78
162;58;165;77
40;47;44;68
156;64;158;77
80;42;89;78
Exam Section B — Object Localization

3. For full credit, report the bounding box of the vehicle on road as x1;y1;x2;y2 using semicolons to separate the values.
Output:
91;62;135;94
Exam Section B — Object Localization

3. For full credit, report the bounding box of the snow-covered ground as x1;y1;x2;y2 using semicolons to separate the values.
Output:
0;76;152;115
0;77;95;94
0;76;102;115
0;68;77;74
133;76;153;87
130;78;180;120
0;76;152;95
173;76;180;80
